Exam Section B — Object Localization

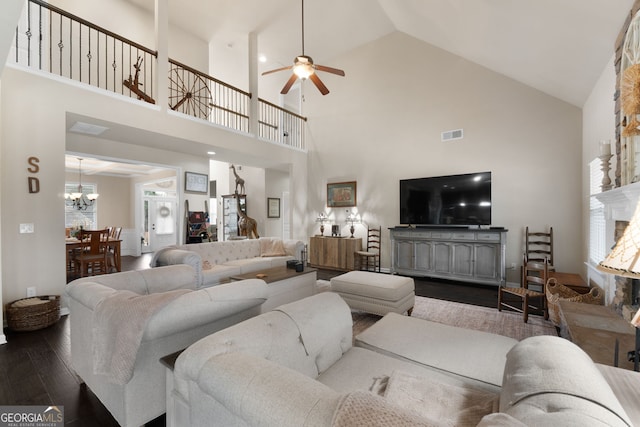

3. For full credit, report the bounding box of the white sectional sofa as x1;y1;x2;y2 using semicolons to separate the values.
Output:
171;292;639;427
151;237;305;287
65;265;269;427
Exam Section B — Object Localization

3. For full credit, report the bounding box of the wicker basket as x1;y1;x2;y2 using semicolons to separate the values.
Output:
546;278;604;326
6;295;60;331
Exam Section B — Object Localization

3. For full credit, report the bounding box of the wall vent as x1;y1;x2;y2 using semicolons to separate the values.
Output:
441;129;464;142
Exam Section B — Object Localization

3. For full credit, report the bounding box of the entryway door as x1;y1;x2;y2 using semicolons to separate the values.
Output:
142;197;178;253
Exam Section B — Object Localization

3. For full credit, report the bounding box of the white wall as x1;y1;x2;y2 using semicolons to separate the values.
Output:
65;171;132;228
304;32;583;282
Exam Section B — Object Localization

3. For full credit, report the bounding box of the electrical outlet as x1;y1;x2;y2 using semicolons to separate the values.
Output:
26;287;36;297
19;223;34;234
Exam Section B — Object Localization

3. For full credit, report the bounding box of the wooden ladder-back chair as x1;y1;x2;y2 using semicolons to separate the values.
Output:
106;227;122;272
354;226;381;272
74;229;110;277
499;255;549;323
525;226;554;267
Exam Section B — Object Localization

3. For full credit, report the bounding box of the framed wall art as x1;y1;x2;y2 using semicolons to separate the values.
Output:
267;198;280;218
185;171;209;194
327;181;357;208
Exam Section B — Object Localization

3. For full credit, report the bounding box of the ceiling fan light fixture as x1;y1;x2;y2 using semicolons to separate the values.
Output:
293;62;314;80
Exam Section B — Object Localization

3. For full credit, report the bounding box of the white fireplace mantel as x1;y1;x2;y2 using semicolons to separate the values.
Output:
595;180;640;221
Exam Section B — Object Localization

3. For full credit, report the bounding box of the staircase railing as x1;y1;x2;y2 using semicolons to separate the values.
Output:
14;0;157;102
258;98;307;150
11;0;306;150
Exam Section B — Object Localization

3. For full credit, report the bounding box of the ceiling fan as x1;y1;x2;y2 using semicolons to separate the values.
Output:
262;0;345;96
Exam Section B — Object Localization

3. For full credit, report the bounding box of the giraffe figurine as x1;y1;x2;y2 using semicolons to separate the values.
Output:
230;164;245;195
235;192;259;239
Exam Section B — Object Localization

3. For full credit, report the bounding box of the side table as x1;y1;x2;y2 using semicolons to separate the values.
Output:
559;300;636;370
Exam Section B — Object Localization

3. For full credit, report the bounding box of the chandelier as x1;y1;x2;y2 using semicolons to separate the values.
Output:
64;158;99;210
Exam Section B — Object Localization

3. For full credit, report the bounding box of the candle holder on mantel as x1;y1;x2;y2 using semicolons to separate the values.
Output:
599;154;613;192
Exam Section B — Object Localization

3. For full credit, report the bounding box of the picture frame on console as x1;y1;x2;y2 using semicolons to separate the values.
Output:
327;181;357;208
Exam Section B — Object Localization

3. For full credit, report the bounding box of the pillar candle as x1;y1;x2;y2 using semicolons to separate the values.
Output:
600;140;611;156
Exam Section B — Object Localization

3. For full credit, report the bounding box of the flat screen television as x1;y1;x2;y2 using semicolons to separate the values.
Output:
399;172;491;226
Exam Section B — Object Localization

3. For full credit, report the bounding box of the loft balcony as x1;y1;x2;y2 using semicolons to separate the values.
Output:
10;0;307;151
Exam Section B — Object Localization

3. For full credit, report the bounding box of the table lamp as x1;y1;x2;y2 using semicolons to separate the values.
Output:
597;199;640;371
345;212;360;238
316;212;328;236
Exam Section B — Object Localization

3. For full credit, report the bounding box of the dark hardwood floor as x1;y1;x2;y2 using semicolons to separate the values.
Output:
6;255;498;425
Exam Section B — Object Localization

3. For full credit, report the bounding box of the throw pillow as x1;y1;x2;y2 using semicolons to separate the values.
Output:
384;370;498;427
260;238;287;257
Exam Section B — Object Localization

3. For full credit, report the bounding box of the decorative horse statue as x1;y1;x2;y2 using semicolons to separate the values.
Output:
230;164;245;194
236;192;259;239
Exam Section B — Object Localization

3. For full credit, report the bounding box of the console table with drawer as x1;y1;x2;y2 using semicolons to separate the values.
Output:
390;227;508;286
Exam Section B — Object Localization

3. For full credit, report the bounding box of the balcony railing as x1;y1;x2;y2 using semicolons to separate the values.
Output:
11;0;306;151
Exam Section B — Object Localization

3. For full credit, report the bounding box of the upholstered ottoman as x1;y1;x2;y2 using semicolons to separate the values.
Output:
330;271;415;316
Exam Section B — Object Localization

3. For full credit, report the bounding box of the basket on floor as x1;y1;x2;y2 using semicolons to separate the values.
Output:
6;295;60;331
546;278;604;326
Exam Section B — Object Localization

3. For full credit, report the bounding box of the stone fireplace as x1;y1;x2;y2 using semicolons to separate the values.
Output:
594;182;640;321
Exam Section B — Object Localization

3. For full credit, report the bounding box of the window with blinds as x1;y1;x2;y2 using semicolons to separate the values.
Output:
589;158;605;265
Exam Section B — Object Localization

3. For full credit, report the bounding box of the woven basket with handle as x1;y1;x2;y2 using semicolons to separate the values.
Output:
546;278;604;326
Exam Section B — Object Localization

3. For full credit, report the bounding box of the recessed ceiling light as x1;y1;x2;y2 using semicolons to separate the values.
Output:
207;151;216;155
258;55;267;63
69;121;109;136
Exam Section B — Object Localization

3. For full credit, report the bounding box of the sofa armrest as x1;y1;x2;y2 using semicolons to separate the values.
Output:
143;279;268;340
66;282;117;310
186;352;341;427
283;239;305;259
152;248;204;287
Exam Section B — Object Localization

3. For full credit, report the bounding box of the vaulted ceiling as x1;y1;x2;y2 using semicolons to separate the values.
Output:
125;0;635;107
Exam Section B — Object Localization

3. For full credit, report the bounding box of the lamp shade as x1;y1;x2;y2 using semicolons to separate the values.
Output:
598;200;640;277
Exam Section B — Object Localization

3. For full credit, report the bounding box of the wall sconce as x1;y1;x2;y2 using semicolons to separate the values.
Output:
316;212;328;236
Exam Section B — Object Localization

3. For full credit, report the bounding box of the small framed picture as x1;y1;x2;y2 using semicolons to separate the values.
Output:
185;172;208;194
327;181;357;208
267;198;280;218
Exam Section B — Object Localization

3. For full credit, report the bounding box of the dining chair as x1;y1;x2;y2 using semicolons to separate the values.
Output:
106;227;122;272
74;229;110;277
498;255;549;323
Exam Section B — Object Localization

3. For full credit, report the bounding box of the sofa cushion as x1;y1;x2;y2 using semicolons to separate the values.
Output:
201;264;243;286
260;237;287;257
501;335;632;427
223;257;274;273
275;293;353;373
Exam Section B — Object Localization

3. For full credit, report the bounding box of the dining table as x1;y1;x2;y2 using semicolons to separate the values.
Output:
65;236;122;273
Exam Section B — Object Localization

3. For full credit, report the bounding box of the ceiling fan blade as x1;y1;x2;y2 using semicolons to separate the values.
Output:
262;65;292;76
315;64;345;76
281;74;298;94
309;73;330;95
